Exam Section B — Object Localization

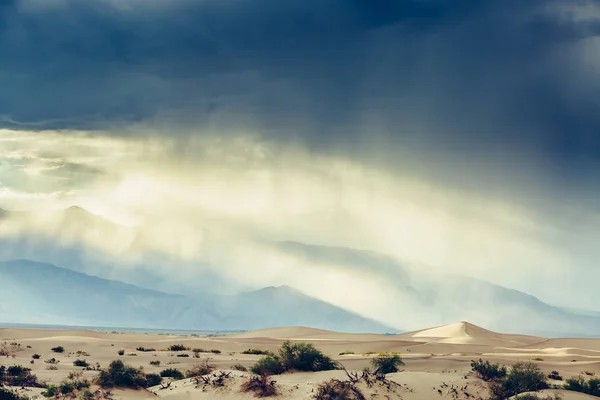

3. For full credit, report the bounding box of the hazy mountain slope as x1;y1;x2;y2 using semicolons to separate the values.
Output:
0;260;394;333
277;241;600;337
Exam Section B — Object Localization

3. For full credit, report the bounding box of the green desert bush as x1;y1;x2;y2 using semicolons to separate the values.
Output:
32;354;41;360
240;374;278;397
488;362;548;400
117;349;125;356
160;368;185;380
564;376;600;397
168;344;189;351
144;373;163;387
371;353;404;374
251;355;286;375
251;341;337;375
51;346;65;353
339;351;355;356
96;360;155;389
313;379;365;400
471;359;507;381
278;341;337;372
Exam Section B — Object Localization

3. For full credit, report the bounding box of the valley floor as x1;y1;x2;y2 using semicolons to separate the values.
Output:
2;322;600;399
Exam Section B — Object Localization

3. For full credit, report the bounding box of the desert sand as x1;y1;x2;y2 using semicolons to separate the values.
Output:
2;321;600;399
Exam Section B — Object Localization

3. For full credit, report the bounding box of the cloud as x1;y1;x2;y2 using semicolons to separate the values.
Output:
1;1;600;316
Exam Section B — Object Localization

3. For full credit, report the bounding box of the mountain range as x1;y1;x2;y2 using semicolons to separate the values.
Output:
1;206;600;337
0;259;394;333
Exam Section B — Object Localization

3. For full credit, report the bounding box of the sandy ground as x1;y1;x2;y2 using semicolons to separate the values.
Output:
2;321;600;399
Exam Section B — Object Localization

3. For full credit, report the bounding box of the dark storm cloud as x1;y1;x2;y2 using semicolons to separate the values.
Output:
1;0;599;208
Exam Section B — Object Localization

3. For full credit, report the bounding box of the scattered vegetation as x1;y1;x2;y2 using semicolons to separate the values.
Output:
76;350;91;357
514;394;562;400
485;362;548;400
564;375;600;396
584;370;596;376
0;387;29;400
185;359;216;377
313;379;365;400
371;353;404;374
240;374;278;398
117;350;125;356
0;342;23;357
51;346;65;353
470;359;507;381
42;372;91;398
168;344;189;352
149;360;161;366
136;347;156;352
0;365;45;388
532;357;544;361
251;355;286;375
46;365;58;370
160;368;185;380
45;357;59;364
96;360;159;389
548;371;563;381
339;351;355;356
231;363;247;371
176;353;190;358
73;359;90;367
250;341;338;375
242;349;272;355
32;354;41;360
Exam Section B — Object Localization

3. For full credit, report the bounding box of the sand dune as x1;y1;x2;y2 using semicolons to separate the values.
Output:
2;322;600;399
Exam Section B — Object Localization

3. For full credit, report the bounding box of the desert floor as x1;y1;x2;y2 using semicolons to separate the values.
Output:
2;322;600;399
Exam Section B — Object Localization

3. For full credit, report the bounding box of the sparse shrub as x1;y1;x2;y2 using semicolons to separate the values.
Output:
51;346;65;353
210;349;221;354
117;349;125;356
96;360;151;389
339;351;355;356
0;342;23;357
76;350;91;357
313;378;365;400
149;360;161;366
168;344;189;351
144;373;162;387
186;359;216;377
32;354;41;360
548;371;562;380
0;387;29;400
45;357;59;364
42;385;59;398
73;359;90;367
176;353;190;357
471;359;507;381
1;364;44;387
565;375;600;397
532;357;544;361
160;368;185;380
232;363;247;371
371;353;404;374
241;374;278;397
584;370;596;376
136;347;156;352
46;365;58;370
242;349;272;355
251;355;285;375
192;348;208;353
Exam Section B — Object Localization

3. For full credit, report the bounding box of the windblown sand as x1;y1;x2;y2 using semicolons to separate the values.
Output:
2;322;599;399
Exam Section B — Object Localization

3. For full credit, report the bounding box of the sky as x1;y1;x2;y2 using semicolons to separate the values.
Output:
1;0;600;313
